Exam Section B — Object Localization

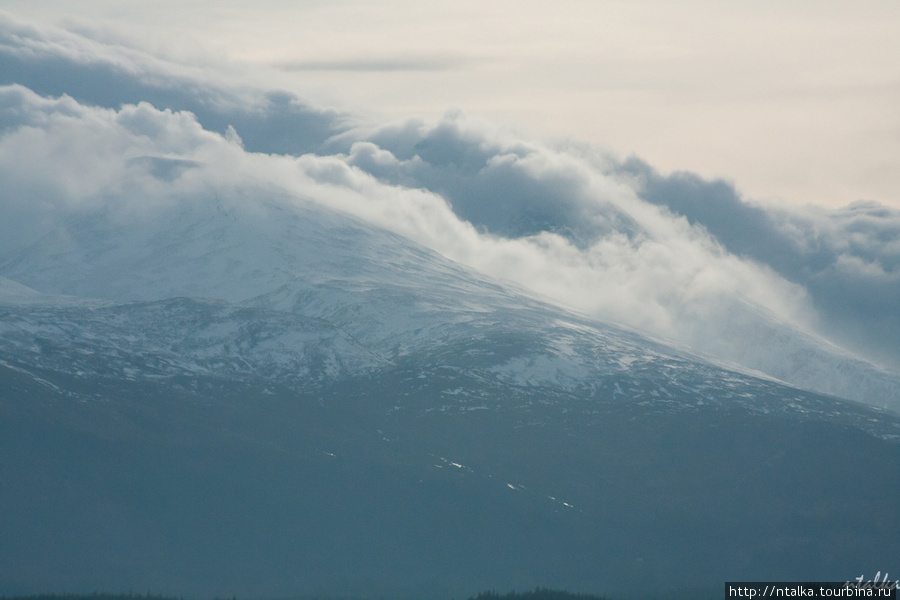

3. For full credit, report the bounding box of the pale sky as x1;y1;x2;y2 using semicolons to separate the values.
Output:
6;0;900;209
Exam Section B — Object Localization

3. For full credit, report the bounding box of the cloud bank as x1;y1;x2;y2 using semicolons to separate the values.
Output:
620;158;900;370
1;14;897;408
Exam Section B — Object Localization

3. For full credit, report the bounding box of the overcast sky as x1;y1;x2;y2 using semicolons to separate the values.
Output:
5;0;899;209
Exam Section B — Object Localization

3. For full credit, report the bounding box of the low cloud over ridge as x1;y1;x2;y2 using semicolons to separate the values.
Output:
1;13;898;408
620;158;900;370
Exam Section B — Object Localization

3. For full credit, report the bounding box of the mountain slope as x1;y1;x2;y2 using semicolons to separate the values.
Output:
1;190;898;599
2;190;897;423
2;343;898;599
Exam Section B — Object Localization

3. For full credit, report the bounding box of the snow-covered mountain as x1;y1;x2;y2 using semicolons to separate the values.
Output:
2;186;898;418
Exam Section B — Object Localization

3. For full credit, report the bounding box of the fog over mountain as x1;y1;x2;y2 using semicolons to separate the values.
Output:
1;13;898;408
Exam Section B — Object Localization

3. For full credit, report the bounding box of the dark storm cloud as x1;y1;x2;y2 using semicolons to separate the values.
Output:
0;13;353;155
619;157;900;369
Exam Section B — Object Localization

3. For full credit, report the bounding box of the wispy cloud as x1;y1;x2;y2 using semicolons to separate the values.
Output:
275;56;471;73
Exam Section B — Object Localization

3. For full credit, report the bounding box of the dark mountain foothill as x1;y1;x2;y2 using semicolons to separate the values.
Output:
1;302;898;598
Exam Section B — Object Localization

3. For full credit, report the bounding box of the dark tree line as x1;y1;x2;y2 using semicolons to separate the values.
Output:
0;594;182;600
468;587;610;600
2;589;613;600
